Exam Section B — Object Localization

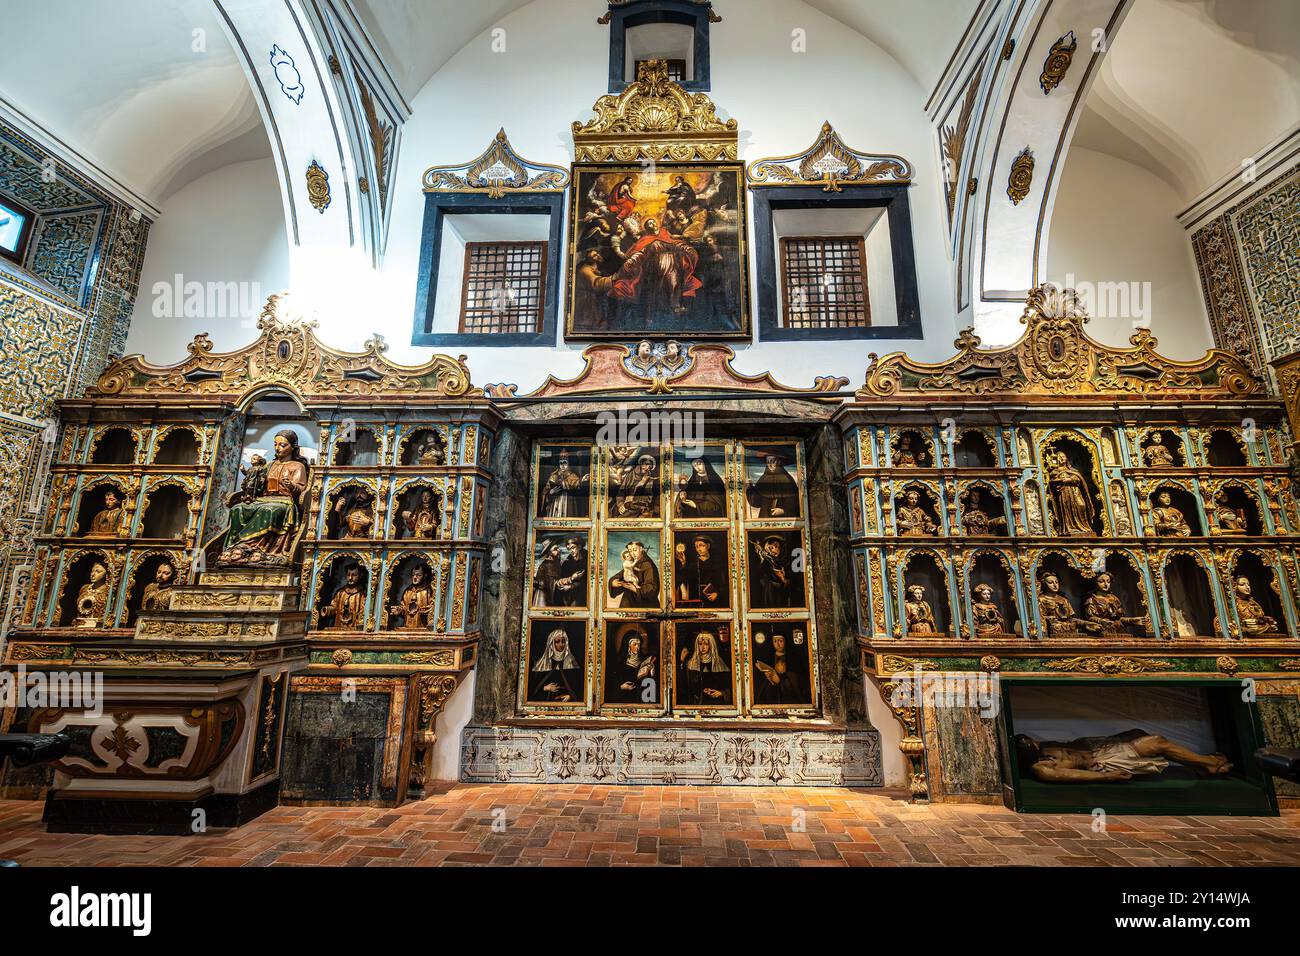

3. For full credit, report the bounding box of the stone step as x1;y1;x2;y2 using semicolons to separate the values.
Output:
134;612;308;642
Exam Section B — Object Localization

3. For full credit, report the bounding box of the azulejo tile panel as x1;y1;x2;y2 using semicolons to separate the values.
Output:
460;725;883;787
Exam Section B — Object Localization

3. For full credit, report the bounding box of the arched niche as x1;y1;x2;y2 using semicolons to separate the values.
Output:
125;552;180;625
1036;553;1089;638
889;428;933;468
1205;428;1248;467
894;482;942;537
333;426;381;467
1230;551;1288;637
968;549;1020;637
954;429;997;467
1162;552;1218;638
58;552;115;628
312;554;370;632
141;483;192;540
75;482;127;537
384;553;437;632
400;428;447;466
239;393;319;468
153;427;201;465
1139;428;1183;467
90;427;137;465
958;481;1008;536
1082;551;1151;637
1149;483;1202;536
325;483;377;540
394;482;444;540
1210;483;1263;536
901;551;950;637
1042;433;1104;536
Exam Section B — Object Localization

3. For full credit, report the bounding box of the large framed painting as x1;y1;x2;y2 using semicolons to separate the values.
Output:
566;163;751;340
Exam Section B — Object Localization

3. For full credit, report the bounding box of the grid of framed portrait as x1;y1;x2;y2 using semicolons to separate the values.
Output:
517;438;819;719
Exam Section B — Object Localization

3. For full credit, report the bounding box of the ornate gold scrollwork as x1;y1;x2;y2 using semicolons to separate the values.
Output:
572;59;738;163
747;121;913;192
1007;147;1034;205
423;128;569;196
1043;655;1175;675
1039;31;1077;94
92;294;476;402
859;284;1262;400
306;161;330;212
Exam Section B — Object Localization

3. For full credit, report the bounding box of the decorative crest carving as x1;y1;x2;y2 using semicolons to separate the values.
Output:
572;59;738;163
422;129;569;197
485;342;847;399
859;284;1263;401
1040;31;1077;95
747;121;913;192
1007;147;1034;204
92;294;476;402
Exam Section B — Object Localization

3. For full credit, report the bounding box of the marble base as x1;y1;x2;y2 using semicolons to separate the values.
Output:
461;724;883;786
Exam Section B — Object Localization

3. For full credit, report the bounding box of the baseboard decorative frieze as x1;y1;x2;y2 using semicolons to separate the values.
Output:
460;725;883;787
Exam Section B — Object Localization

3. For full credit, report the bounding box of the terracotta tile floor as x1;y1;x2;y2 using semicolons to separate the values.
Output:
3;785;1299;866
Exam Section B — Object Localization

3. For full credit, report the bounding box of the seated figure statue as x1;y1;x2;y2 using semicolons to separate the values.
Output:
218;430;310;566
1016;729;1232;783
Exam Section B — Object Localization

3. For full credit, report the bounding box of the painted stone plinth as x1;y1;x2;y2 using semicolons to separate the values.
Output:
461;725;883;787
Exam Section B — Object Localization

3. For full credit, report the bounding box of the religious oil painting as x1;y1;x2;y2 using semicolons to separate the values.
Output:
524;620;587;706
536;445;592;520
746;529;807;609
601;621;662;708
670;529;731;609
742;444;802;519
748;623;815;709
604;530;663;609
567;164;751;339
672;622;736;710
671;445;729;520
530;531;589;608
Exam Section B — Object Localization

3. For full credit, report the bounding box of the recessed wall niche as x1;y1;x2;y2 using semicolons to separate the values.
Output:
605;0;714;93
90;427;136;464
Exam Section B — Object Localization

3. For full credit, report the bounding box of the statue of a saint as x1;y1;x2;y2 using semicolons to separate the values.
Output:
896;490;937;536
1046;451;1095;536
961;488;1006;535
401;488;440;539
971;583;1006;636
1082;572;1146;635
1234;576;1279;635
904;584;938;635
417;434;446;466
335;488;375;538
893;434;924;467
1142;433;1176;467
1151;491;1192;537
1038;572;1082;636
218;430;310;566
82;489;124;537
1016;730;1231;783
140;562;177;613
319;563;365;631
388;564;434;631
73;561;110;628
1212;492;1247;535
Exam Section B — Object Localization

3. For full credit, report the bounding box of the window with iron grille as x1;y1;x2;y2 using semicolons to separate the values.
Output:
459;240;547;334
778;235;871;329
635;57;687;83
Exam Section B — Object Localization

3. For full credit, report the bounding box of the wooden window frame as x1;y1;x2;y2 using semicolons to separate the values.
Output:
777;234;871;331
457;240;548;335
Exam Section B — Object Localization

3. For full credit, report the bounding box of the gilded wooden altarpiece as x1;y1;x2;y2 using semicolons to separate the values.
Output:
838;284;1300;799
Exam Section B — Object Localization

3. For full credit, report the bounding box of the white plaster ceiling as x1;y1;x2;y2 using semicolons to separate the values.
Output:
352;0;985;99
1072;0;1300;202
0;0;265;206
